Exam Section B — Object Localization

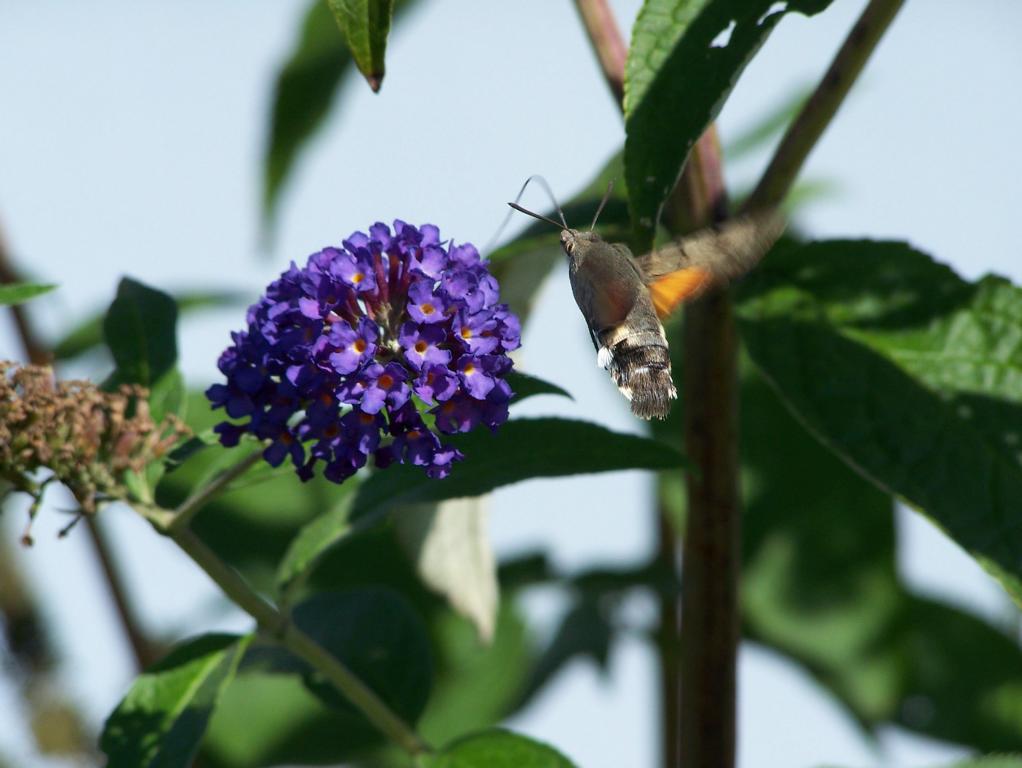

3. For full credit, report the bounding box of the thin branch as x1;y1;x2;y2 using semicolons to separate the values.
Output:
0;219;158;671
744;0;906;212
166;450;263;534
571;0;627;104
83;518;162;667
134;459;430;757
169;524;430;756
0;221;49;366
573;7;736;767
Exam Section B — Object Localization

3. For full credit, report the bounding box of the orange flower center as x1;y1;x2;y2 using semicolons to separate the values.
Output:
353;339;367;353
414;340;428;354
463;363;476;375
461;327;473;339
378;374;394;389
420;303;435;315
352;272;364;284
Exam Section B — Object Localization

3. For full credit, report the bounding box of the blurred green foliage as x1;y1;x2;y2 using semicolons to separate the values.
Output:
4;1;1022;767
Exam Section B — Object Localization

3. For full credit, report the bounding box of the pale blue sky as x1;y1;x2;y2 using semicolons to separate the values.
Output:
1;2;1021;767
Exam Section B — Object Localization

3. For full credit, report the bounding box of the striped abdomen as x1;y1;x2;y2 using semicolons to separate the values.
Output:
596;299;677;421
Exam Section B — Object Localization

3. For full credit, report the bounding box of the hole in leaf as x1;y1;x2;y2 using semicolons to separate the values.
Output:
710;19;736;48
758;2;788;25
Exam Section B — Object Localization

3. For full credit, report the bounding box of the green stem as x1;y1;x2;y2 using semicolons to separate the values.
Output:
167;450;262;533
168;525;430;756
134;459;430;757
744;0;906;212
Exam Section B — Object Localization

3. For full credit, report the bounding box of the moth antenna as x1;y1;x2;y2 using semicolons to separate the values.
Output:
590;179;614;231
507;202;567;231
524;174;568;229
483;174;567;253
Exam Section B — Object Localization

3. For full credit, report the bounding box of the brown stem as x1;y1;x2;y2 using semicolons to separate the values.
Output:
572;7;736;766
744;0;906;212
0;222;49;366
571;0;627;104
82;518;161;667
662;125;739;768
679;291;740;768
655;513;683;768
0;219;158;672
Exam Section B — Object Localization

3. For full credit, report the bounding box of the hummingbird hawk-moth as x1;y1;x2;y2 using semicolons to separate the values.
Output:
509;195;784;420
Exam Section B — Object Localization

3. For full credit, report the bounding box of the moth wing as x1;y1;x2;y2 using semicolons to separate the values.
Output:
647;267;714;318
570;246;644;334
638;210;785;319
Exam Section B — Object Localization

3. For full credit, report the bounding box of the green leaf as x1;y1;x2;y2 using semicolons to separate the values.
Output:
103;278;177;387
892;598;1022;750
427;729;577;768
746;355;1022;751
262;1;418;234
275;492;357;597
55;290;245;361
351;418;683;517
417;602;533;746
264;1;351;230
291;589;432;720
517;597;612;705
326;0;394;92
395;498;499;642
740;356;901;725
202;599;533;768
163;429;218;472
102;277;183;424
203;671;349;767
507;371;572;403
101;634;250;768
156;391;353;593
0;282;55;306
737;240;1022;605
623;0;835;245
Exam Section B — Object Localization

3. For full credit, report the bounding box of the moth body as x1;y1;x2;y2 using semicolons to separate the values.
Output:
561;229;677;420
508;193;784;421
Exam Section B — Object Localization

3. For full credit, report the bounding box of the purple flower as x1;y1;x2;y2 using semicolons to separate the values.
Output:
453;310;500;355
414;364;459;404
327;317;378;375
356;362;411;415
407;280;448;324
332;248;377;293
399;322;452;370
207;220;520;484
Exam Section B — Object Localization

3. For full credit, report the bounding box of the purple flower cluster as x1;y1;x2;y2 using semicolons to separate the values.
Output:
207;221;520;483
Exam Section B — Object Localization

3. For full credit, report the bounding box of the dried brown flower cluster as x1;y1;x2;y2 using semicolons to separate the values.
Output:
0;362;188;532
